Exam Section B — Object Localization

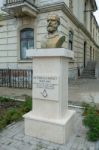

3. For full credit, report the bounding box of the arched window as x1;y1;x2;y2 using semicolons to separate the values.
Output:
20;28;34;60
68;31;73;50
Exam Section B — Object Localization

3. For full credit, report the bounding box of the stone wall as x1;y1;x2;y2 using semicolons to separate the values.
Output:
37;0;69;7
0;1;99;79
0;19;17;68
36;9;98;78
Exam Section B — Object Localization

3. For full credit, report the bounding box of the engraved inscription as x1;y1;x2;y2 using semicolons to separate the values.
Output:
33;75;59;101
33;76;58;90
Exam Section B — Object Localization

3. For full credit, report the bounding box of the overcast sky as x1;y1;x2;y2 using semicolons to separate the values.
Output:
94;0;99;24
0;0;99;24
0;0;2;7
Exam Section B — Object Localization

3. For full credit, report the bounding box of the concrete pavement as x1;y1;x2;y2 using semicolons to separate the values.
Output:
69;79;99;104
0;108;99;150
0;79;99;149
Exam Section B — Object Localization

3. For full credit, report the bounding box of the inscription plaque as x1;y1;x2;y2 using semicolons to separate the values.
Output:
33;75;59;101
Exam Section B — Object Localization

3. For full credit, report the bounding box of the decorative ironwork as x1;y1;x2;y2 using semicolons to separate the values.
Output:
0;69;32;89
4;0;35;6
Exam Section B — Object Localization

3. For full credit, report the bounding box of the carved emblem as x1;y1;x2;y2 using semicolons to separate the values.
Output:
41;89;48;98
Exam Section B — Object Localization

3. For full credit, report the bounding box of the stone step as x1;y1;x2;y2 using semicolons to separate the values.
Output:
80;76;96;79
81;74;95;76
82;72;95;74
80;61;96;79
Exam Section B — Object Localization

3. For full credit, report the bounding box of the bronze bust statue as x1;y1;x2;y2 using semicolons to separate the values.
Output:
41;14;65;48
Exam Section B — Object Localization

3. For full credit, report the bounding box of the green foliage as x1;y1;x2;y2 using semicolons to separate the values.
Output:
0;115;6;130
83;103;99;141
20;96;32;113
0;96;14;102
0;96;32;130
4;108;22;124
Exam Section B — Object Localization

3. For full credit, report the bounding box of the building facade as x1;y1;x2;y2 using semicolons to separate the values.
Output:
0;0;99;79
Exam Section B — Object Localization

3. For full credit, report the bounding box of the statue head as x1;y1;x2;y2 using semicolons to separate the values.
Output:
41;14;65;48
47;14;60;34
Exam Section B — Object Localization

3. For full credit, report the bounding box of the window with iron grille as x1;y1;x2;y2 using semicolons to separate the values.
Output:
20;28;34;60
68;31;73;50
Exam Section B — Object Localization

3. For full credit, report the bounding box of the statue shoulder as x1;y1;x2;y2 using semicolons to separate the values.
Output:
58;33;65;42
58;33;65;40
41;35;47;48
56;33;65;48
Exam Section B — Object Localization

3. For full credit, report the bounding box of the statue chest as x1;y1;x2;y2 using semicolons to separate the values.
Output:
46;36;60;48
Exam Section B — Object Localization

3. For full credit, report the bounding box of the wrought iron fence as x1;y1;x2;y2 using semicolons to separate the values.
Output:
4;0;35;6
0;69;32;89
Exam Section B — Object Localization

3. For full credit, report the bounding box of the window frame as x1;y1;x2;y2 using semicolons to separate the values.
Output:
20;28;34;60
17;23;36;63
68;30;73;50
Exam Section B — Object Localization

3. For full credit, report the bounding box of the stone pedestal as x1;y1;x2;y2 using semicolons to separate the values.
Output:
24;48;76;144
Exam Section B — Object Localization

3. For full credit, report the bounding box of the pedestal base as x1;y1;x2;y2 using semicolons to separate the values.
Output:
23;110;76;144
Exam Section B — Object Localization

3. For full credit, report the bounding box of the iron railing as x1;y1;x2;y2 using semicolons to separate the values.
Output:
0;69;32;89
4;0;35;6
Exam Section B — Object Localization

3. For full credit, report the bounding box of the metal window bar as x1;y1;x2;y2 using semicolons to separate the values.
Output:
0;69;32;89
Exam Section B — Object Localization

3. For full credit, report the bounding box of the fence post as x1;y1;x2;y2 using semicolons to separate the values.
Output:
8;69;11;87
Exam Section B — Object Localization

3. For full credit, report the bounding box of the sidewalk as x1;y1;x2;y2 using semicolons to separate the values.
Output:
69;79;99;104
0;78;99;104
0;108;99;150
0;87;31;100
0;79;99;149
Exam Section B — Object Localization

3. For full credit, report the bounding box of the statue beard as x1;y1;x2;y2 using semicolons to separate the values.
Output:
47;25;57;34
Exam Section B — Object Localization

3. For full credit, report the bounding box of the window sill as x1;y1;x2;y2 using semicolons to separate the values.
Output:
69;58;75;63
18;59;32;63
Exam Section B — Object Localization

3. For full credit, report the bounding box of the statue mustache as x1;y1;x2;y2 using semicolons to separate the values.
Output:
48;24;57;28
48;24;53;27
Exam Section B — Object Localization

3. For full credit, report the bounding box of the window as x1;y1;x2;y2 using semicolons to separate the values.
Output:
93;28;94;38
68;31;73;50
69;0;73;11
20;28;34;60
90;46;92;61
84;1;87;27
93;49;95;60
90;13;92;33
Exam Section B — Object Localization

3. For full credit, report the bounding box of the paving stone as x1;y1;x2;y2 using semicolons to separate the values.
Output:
95;141;99;150
5;146;18;150
0;146;6;150
16;143;32;150
36;141;48;149
41;148;48;150
0;137;12;145
22;135;35;143
9;140;23;148
0;109;98;150
28;138;40;146
30;145;39;150
77;137;86;150
47;145;60;150
12;133;24;141
89;143;96;150
71;137;82;149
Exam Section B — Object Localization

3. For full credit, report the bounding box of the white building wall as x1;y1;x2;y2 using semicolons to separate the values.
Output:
0;0;98;79
0;19;17;68
37;0;68;6
36;9;98;77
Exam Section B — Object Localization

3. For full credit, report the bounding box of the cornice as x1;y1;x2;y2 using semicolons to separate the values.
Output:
1;2;99;48
38;2;99;48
